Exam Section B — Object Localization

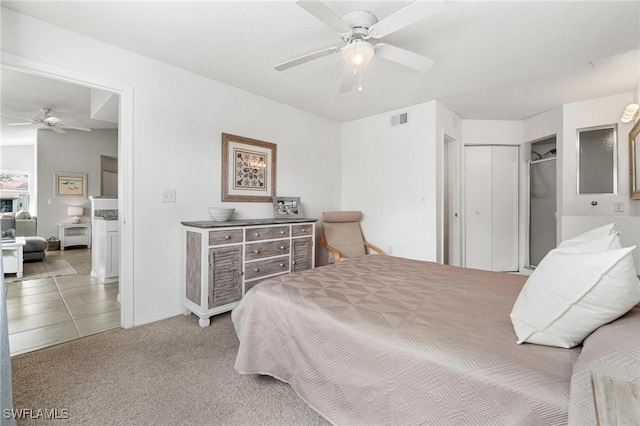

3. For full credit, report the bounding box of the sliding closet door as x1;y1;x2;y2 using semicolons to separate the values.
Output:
464;145;519;272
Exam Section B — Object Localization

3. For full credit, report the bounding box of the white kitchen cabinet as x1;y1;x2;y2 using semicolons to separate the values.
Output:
94;218;119;283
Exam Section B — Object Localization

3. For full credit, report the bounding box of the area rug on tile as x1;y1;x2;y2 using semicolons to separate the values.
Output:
4;259;77;283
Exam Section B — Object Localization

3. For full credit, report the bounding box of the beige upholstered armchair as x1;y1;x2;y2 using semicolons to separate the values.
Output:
320;211;384;263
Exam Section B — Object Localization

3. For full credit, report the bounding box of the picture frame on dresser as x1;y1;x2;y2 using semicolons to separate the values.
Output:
54;172;87;197
273;196;304;218
221;133;276;202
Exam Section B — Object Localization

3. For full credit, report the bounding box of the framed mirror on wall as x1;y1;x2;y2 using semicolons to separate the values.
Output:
629;119;640;200
577;124;618;195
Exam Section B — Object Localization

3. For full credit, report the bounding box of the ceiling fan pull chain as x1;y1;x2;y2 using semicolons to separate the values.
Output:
358;67;363;92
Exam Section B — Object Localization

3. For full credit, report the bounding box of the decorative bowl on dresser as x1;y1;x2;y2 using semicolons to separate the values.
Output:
207;207;235;222
181;218;317;327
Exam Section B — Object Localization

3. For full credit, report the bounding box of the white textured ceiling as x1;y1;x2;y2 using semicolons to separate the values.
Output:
2;0;639;124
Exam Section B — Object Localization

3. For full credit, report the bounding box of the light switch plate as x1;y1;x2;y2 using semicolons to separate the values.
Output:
614;201;624;212
162;189;176;203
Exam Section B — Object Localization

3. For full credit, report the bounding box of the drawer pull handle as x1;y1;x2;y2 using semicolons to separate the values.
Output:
254;268;260;272
280;230;285;234
301;229;306;233
292;261;297;265
254;249;261;254
225;236;230;240
279;245;286;250
254;233;260;237
279;263;285;267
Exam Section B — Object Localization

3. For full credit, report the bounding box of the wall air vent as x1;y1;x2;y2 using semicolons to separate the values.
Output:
390;112;409;127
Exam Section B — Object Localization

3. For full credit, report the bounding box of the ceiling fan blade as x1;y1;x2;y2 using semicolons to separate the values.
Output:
6;122;36;126
63;125;92;132
50;126;66;134
375;43;435;72
296;0;351;34
275;46;340;71
338;65;356;93
1;113;37;123
369;0;445;39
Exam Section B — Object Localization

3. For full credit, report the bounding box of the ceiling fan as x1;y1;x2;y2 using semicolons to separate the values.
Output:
2;108;91;134
275;0;445;93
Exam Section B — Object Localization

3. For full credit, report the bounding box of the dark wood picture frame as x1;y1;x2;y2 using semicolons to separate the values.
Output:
221;133;277;202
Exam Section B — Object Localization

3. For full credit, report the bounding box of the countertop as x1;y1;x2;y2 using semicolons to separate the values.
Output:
181;218;317;228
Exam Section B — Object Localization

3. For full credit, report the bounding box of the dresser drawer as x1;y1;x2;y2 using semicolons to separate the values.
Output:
292;224;313;237
244;257;290;280
209;229;243;246
245;240;290;260
246;226;290;241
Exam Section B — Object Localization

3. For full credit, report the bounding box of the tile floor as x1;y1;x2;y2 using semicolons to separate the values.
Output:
4;248;121;356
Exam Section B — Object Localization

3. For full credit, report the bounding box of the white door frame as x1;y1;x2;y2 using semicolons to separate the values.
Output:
442;133;461;266
2;52;135;328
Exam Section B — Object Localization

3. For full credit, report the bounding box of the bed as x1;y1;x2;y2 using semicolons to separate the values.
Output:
232;255;639;425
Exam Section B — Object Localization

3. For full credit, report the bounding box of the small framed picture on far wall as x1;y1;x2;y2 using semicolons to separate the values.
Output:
272;196;304;219
54;172;87;197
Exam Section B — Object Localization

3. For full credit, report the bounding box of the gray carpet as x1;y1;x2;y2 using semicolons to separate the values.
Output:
11;313;330;426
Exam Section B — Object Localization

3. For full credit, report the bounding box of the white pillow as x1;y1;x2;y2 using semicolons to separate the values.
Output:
15;210;31;219
555;232;622;253
510;245;640;348
558;223;616;248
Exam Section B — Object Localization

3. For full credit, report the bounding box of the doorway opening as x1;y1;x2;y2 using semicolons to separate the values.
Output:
1;54;134;352
528;136;557;268
443;134;460;266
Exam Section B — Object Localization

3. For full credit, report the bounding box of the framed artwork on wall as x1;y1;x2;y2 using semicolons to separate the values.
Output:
54;172;87;197
221;133;276;202
273;196;304;218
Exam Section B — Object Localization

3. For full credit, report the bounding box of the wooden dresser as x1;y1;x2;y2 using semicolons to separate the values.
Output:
181;218;317;326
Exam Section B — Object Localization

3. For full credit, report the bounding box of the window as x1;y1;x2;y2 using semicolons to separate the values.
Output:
577;124;617;194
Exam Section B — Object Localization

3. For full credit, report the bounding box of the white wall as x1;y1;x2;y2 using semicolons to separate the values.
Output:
338;100;460;264
0;144;35;173
341;101;438;261
460;120;523;146
560;92;640;268
562;92;636;217
37;129;118;239
2;8;342;325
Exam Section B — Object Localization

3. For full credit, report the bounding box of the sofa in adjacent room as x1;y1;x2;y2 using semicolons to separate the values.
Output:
1;212;47;262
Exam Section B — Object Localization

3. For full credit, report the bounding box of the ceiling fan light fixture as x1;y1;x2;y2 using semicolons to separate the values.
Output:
44;116;62;125
342;41;375;68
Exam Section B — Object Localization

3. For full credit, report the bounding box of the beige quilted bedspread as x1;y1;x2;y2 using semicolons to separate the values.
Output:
232;255;580;425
